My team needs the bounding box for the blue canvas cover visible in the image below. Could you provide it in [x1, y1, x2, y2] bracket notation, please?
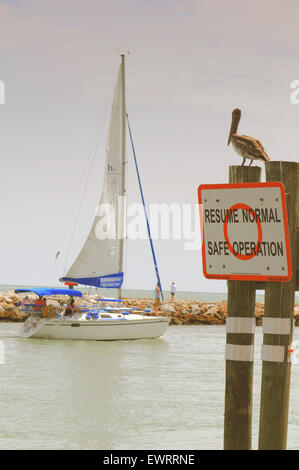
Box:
[15, 288, 83, 297]
[61, 272, 124, 289]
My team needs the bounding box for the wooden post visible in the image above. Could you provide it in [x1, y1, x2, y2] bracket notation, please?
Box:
[223, 165, 261, 450]
[258, 161, 299, 450]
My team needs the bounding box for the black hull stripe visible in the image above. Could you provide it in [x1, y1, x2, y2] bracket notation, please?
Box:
[44, 320, 169, 327]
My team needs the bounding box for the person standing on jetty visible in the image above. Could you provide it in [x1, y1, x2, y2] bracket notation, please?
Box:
[170, 281, 176, 301]
[154, 283, 161, 315]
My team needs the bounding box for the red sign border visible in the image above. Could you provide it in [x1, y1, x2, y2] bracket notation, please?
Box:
[198, 182, 292, 282]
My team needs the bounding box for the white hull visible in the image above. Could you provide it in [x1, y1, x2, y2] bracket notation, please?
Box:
[19, 315, 170, 341]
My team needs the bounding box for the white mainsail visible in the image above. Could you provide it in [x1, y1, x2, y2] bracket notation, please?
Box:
[62, 57, 126, 288]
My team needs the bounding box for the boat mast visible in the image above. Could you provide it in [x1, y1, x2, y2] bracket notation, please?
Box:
[117, 54, 126, 299]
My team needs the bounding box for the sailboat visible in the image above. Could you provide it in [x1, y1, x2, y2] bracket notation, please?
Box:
[17, 55, 170, 341]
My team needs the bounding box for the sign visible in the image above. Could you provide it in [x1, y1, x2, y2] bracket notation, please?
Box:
[198, 182, 292, 282]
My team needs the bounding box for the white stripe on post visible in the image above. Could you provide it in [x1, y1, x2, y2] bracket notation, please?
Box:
[226, 317, 255, 334]
[262, 317, 292, 335]
[225, 344, 254, 362]
[261, 345, 291, 363]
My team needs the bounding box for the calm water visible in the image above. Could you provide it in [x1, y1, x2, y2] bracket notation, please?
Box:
[1, 323, 299, 450]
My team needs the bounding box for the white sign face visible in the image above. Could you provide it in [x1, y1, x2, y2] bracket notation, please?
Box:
[198, 183, 292, 282]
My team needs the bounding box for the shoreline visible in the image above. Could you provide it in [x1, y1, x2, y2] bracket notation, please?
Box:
[0, 291, 298, 326]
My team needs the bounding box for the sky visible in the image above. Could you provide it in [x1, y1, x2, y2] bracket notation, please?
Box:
[0, 0, 299, 293]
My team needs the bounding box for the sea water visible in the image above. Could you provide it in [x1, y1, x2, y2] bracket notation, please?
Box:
[1, 321, 299, 450]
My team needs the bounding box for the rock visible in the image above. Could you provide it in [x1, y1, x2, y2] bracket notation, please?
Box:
[170, 317, 182, 325]
[161, 304, 176, 314]
[9, 295, 21, 304]
[206, 306, 217, 316]
[0, 304, 27, 322]
[190, 304, 201, 314]
[214, 312, 225, 322]
[1, 302, 11, 310]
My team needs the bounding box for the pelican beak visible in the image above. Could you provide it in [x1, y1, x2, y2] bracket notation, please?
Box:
[228, 108, 241, 146]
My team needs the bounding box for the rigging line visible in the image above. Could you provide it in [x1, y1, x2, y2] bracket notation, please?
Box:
[43, 135, 102, 283]
[62, 112, 105, 251]
[126, 113, 164, 302]
[62, 94, 112, 273]
[43, 257, 57, 286]
[56, 112, 105, 274]
[124, 229, 128, 290]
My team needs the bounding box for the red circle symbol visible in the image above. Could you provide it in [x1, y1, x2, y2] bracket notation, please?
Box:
[223, 203, 263, 260]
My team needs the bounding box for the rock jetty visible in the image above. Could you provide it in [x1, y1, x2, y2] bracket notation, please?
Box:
[0, 292, 29, 322]
[0, 291, 299, 326]
[122, 298, 267, 326]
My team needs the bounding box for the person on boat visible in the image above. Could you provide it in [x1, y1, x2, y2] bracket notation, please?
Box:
[64, 298, 77, 317]
[34, 296, 46, 312]
[170, 281, 176, 301]
[154, 283, 161, 316]
[20, 295, 29, 307]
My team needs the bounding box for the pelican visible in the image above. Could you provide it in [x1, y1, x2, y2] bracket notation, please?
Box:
[227, 108, 270, 166]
